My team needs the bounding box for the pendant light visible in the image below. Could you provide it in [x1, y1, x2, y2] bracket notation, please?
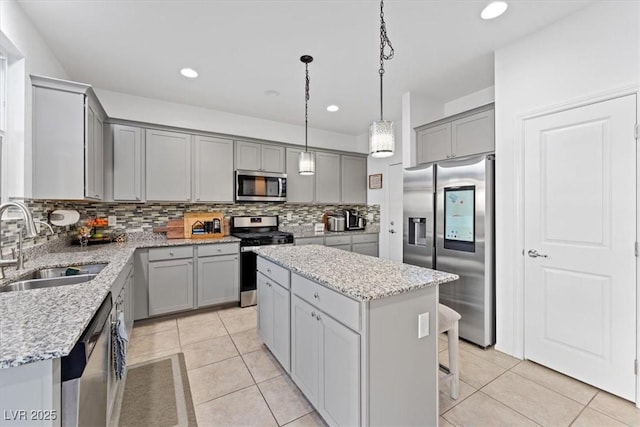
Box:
[369, 0, 395, 158]
[299, 55, 315, 175]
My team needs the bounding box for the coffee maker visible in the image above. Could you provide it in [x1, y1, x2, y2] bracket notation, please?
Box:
[344, 209, 366, 231]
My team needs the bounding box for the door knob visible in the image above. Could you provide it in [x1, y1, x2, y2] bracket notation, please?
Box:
[527, 249, 548, 258]
[389, 229, 396, 233]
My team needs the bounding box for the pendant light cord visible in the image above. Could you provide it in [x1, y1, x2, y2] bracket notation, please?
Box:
[305, 62, 310, 152]
[379, 0, 394, 121]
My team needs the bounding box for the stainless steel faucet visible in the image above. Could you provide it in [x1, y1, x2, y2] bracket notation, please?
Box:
[0, 201, 40, 278]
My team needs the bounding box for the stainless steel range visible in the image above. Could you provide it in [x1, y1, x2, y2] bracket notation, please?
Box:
[231, 215, 294, 307]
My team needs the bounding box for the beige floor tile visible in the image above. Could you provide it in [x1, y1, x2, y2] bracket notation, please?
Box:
[511, 360, 597, 404]
[458, 340, 521, 370]
[131, 317, 177, 338]
[242, 348, 286, 383]
[440, 348, 506, 389]
[126, 346, 181, 367]
[176, 309, 221, 328]
[178, 315, 228, 345]
[188, 356, 255, 405]
[439, 416, 455, 427]
[439, 379, 476, 414]
[230, 328, 264, 354]
[217, 305, 255, 320]
[259, 375, 314, 425]
[443, 392, 538, 427]
[195, 385, 277, 427]
[572, 407, 628, 427]
[182, 335, 239, 370]
[482, 371, 584, 426]
[221, 309, 258, 334]
[284, 412, 328, 427]
[127, 328, 180, 359]
[589, 391, 640, 426]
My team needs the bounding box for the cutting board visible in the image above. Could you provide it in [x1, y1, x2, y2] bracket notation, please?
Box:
[183, 212, 225, 239]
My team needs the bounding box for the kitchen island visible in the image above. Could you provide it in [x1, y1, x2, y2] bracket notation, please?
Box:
[254, 245, 458, 427]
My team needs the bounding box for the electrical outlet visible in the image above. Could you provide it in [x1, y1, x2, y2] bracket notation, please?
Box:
[367, 213, 374, 221]
[108, 215, 117, 227]
[418, 312, 430, 338]
[287, 213, 293, 221]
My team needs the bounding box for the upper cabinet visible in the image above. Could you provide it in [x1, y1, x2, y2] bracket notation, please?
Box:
[315, 152, 341, 204]
[113, 125, 143, 202]
[340, 155, 367, 204]
[416, 106, 494, 165]
[31, 75, 106, 200]
[145, 129, 191, 202]
[193, 136, 234, 203]
[236, 141, 285, 173]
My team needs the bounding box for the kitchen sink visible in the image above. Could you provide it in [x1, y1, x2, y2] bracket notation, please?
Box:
[0, 263, 107, 293]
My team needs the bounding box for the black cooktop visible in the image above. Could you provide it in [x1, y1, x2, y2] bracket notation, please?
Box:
[233, 231, 294, 246]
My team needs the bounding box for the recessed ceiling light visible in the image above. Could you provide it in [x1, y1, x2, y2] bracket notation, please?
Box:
[327, 105, 339, 112]
[481, 1, 508, 20]
[264, 89, 280, 97]
[180, 68, 198, 78]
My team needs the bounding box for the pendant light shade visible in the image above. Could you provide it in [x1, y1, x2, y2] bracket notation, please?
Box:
[369, 0, 395, 158]
[299, 55, 315, 175]
[298, 151, 316, 175]
[369, 120, 395, 158]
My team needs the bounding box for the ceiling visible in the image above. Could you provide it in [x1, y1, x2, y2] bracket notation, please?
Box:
[17, 0, 595, 136]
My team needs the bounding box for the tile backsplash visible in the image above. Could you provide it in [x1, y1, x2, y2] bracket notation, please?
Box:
[0, 200, 380, 253]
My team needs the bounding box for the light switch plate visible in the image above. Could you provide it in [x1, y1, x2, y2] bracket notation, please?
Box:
[418, 312, 430, 338]
[287, 213, 293, 221]
[108, 215, 117, 226]
[367, 213, 374, 221]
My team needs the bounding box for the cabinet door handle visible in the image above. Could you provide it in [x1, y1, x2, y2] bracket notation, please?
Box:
[452, 153, 456, 158]
[188, 261, 193, 265]
[316, 314, 322, 321]
[267, 268, 271, 273]
[311, 311, 316, 318]
[169, 251, 174, 256]
[217, 248, 222, 252]
[135, 196, 141, 201]
[446, 154, 451, 159]
[313, 292, 319, 299]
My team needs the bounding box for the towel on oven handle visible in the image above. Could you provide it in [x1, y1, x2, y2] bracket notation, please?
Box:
[112, 311, 129, 380]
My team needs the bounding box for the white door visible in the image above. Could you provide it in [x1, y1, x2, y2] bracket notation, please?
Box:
[524, 94, 637, 401]
[387, 163, 403, 262]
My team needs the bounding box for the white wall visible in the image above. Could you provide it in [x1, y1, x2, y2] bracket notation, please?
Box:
[0, 0, 69, 200]
[95, 89, 362, 153]
[494, 0, 640, 357]
[443, 86, 494, 117]
[401, 92, 443, 168]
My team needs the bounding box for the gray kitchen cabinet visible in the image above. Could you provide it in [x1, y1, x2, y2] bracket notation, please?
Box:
[146, 129, 191, 201]
[352, 242, 378, 257]
[31, 75, 106, 200]
[295, 236, 324, 246]
[416, 106, 494, 165]
[148, 247, 194, 315]
[340, 155, 367, 204]
[291, 291, 360, 427]
[315, 152, 341, 203]
[257, 258, 291, 371]
[236, 140, 285, 173]
[286, 148, 315, 203]
[113, 124, 144, 201]
[291, 295, 321, 406]
[193, 135, 234, 202]
[197, 253, 239, 307]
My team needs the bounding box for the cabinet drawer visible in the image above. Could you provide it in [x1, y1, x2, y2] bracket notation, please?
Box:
[198, 243, 239, 257]
[257, 257, 290, 289]
[351, 233, 378, 244]
[295, 237, 324, 246]
[149, 246, 193, 261]
[291, 273, 360, 331]
[324, 235, 351, 246]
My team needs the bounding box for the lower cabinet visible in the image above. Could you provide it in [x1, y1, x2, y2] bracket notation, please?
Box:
[148, 257, 194, 316]
[257, 272, 291, 371]
[352, 242, 378, 257]
[198, 254, 239, 307]
[291, 295, 360, 427]
[297, 233, 379, 257]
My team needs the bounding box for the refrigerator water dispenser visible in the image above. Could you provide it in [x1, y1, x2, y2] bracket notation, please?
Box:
[408, 217, 428, 246]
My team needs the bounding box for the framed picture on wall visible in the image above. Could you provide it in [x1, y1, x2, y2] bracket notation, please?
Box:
[369, 173, 383, 189]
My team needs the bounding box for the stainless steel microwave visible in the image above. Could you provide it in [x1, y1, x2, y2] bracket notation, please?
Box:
[235, 170, 287, 202]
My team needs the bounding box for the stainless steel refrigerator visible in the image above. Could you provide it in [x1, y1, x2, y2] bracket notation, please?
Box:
[403, 154, 495, 347]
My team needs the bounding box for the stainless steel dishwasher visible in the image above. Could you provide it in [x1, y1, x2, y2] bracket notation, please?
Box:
[61, 293, 112, 427]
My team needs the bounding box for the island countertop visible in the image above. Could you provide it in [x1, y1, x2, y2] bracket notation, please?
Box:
[254, 244, 458, 302]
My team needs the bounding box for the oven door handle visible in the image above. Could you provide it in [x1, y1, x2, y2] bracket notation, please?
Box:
[241, 243, 294, 252]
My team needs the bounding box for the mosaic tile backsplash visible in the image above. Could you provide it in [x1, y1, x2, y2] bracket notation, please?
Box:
[0, 200, 379, 254]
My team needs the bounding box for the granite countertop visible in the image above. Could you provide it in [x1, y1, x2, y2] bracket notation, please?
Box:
[254, 245, 458, 302]
[0, 235, 240, 369]
[283, 224, 380, 239]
